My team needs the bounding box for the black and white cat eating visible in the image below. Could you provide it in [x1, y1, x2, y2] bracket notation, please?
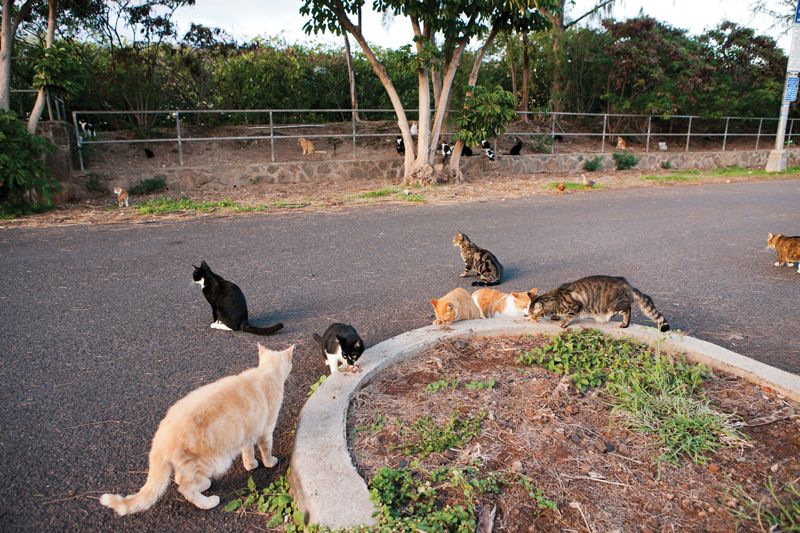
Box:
[313, 323, 364, 374]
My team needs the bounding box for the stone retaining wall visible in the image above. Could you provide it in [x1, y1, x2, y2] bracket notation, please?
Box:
[78, 148, 800, 192]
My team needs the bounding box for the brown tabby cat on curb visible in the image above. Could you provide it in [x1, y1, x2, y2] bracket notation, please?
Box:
[472, 288, 537, 318]
[100, 343, 294, 515]
[431, 287, 482, 326]
[767, 232, 800, 273]
[453, 231, 504, 286]
[528, 275, 670, 332]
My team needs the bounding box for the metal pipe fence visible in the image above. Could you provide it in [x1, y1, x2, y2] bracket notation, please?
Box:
[11, 89, 67, 122]
[70, 108, 792, 171]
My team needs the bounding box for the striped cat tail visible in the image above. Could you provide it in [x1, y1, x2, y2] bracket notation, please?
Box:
[631, 288, 670, 332]
[472, 279, 502, 287]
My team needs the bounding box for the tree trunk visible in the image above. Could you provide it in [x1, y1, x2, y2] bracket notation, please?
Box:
[331, 5, 415, 177]
[430, 33, 442, 110]
[448, 24, 501, 181]
[505, 37, 517, 110]
[410, 18, 433, 184]
[28, 0, 57, 134]
[1, 0, 36, 111]
[521, 31, 530, 122]
[549, 1, 565, 113]
[427, 40, 468, 164]
[342, 31, 359, 122]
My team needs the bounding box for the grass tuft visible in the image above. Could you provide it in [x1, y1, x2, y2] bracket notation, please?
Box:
[360, 187, 400, 198]
[135, 197, 237, 215]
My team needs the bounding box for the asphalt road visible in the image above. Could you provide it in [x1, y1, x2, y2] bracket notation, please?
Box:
[1, 180, 799, 532]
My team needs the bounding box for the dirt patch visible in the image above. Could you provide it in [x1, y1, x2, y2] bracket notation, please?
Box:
[347, 336, 800, 532]
[3, 169, 797, 229]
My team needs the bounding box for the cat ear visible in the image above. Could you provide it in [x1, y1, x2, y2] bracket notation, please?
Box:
[192, 264, 200, 269]
[257, 343, 272, 366]
[430, 299, 439, 307]
[527, 290, 538, 300]
[529, 288, 538, 295]
[768, 232, 773, 239]
[200, 260, 208, 267]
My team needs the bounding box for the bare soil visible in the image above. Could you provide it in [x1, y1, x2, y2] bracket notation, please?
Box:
[347, 336, 800, 532]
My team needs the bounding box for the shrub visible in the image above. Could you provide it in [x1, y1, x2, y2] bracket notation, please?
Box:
[0, 110, 58, 212]
[84, 174, 108, 195]
[613, 151, 639, 170]
[129, 176, 167, 195]
[661, 160, 673, 169]
[583, 156, 603, 172]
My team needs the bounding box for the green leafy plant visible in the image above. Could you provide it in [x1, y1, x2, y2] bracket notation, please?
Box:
[129, 176, 167, 195]
[307, 374, 327, 397]
[660, 160, 673, 169]
[583, 156, 603, 172]
[224, 472, 307, 531]
[464, 379, 496, 390]
[0, 111, 58, 213]
[394, 411, 484, 458]
[426, 379, 460, 393]
[518, 474, 558, 510]
[733, 477, 800, 531]
[31, 43, 83, 99]
[453, 85, 517, 149]
[613, 151, 639, 170]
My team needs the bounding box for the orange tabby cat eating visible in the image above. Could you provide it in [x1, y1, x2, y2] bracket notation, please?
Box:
[472, 288, 537, 318]
[430, 288, 482, 326]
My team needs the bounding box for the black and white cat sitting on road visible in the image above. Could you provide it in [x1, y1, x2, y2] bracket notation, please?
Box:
[313, 323, 364, 374]
[192, 261, 283, 335]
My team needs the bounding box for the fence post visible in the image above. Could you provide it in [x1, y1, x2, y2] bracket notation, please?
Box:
[175, 112, 184, 166]
[269, 111, 275, 163]
[46, 93, 53, 121]
[601, 114, 607, 153]
[550, 113, 556, 154]
[756, 118, 763, 150]
[722, 117, 730, 151]
[788, 119, 795, 147]
[73, 111, 85, 171]
[352, 109, 357, 158]
[685, 116, 693, 152]
[646, 116, 652, 153]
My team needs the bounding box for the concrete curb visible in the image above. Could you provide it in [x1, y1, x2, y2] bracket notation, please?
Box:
[289, 319, 800, 529]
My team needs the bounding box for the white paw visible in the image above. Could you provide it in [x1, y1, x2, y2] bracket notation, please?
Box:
[775, 262, 781, 267]
[201, 495, 220, 509]
[243, 458, 259, 471]
[264, 456, 278, 468]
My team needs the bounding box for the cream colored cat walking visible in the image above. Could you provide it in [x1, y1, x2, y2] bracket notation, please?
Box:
[101, 343, 294, 515]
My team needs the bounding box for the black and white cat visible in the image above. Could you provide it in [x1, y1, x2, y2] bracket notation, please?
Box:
[78, 119, 95, 138]
[312, 323, 364, 374]
[396, 137, 405, 154]
[441, 142, 452, 161]
[192, 261, 283, 336]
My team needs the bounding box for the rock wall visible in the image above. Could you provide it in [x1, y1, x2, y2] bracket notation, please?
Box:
[76, 148, 800, 192]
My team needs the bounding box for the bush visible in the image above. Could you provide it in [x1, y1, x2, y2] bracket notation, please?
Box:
[583, 156, 603, 172]
[0, 110, 58, 211]
[129, 176, 167, 195]
[613, 151, 639, 170]
[661, 160, 673, 169]
[84, 174, 108, 195]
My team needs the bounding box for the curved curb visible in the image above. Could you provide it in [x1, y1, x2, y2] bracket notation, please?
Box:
[289, 319, 800, 529]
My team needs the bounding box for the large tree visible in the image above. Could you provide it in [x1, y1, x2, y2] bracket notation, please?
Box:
[0, 0, 37, 110]
[301, 0, 552, 184]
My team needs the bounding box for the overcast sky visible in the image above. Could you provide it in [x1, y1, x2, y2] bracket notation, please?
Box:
[171, 0, 793, 51]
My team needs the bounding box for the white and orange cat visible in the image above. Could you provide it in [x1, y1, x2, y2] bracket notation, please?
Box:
[113, 187, 128, 207]
[430, 287, 482, 326]
[472, 288, 538, 318]
[100, 343, 294, 515]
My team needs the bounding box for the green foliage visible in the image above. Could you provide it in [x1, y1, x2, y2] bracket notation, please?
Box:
[426, 379, 460, 393]
[463, 379, 495, 390]
[129, 176, 167, 195]
[583, 156, 603, 172]
[307, 375, 327, 397]
[224, 472, 307, 531]
[135, 197, 237, 215]
[360, 187, 400, 198]
[273, 200, 310, 209]
[734, 477, 800, 531]
[660, 160, 673, 170]
[546, 181, 586, 191]
[454, 86, 517, 148]
[31, 42, 84, 98]
[0, 111, 58, 211]
[527, 134, 554, 154]
[394, 411, 484, 458]
[518, 474, 558, 510]
[518, 329, 746, 466]
[612, 151, 639, 170]
[84, 174, 108, 195]
[401, 193, 425, 203]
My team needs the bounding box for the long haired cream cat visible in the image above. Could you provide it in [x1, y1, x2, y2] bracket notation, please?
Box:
[430, 287, 482, 326]
[472, 288, 538, 318]
[100, 343, 294, 515]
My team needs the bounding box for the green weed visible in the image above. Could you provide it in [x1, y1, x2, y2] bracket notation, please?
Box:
[128, 176, 167, 195]
[273, 200, 310, 209]
[426, 379, 460, 393]
[402, 193, 426, 203]
[234, 204, 269, 212]
[583, 155, 603, 172]
[394, 411, 484, 458]
[360, 187, 400, 198]
[224, 472, 307, 532]
[546, 181, 585, 191]
[733, 477, 800, 531]
[135, 197, 237, 215]
[464, 379, 496, 390]
[307, 375, 326, 397]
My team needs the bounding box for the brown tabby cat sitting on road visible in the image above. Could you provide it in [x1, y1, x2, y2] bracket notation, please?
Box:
[528, 275, 670, 332]
[453, 231, 504, 286]
[431, 287, 482, 326]
[767, 232, 800, 273]
[100, 343, 294, 515]
[472, 288, 537, 318]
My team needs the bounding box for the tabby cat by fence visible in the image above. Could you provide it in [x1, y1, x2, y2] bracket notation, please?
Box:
[452, 231, 503, 286]
[767, 232, 800, 273]
[100, 344, 294, 515]
[528, 275, 670, 332]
